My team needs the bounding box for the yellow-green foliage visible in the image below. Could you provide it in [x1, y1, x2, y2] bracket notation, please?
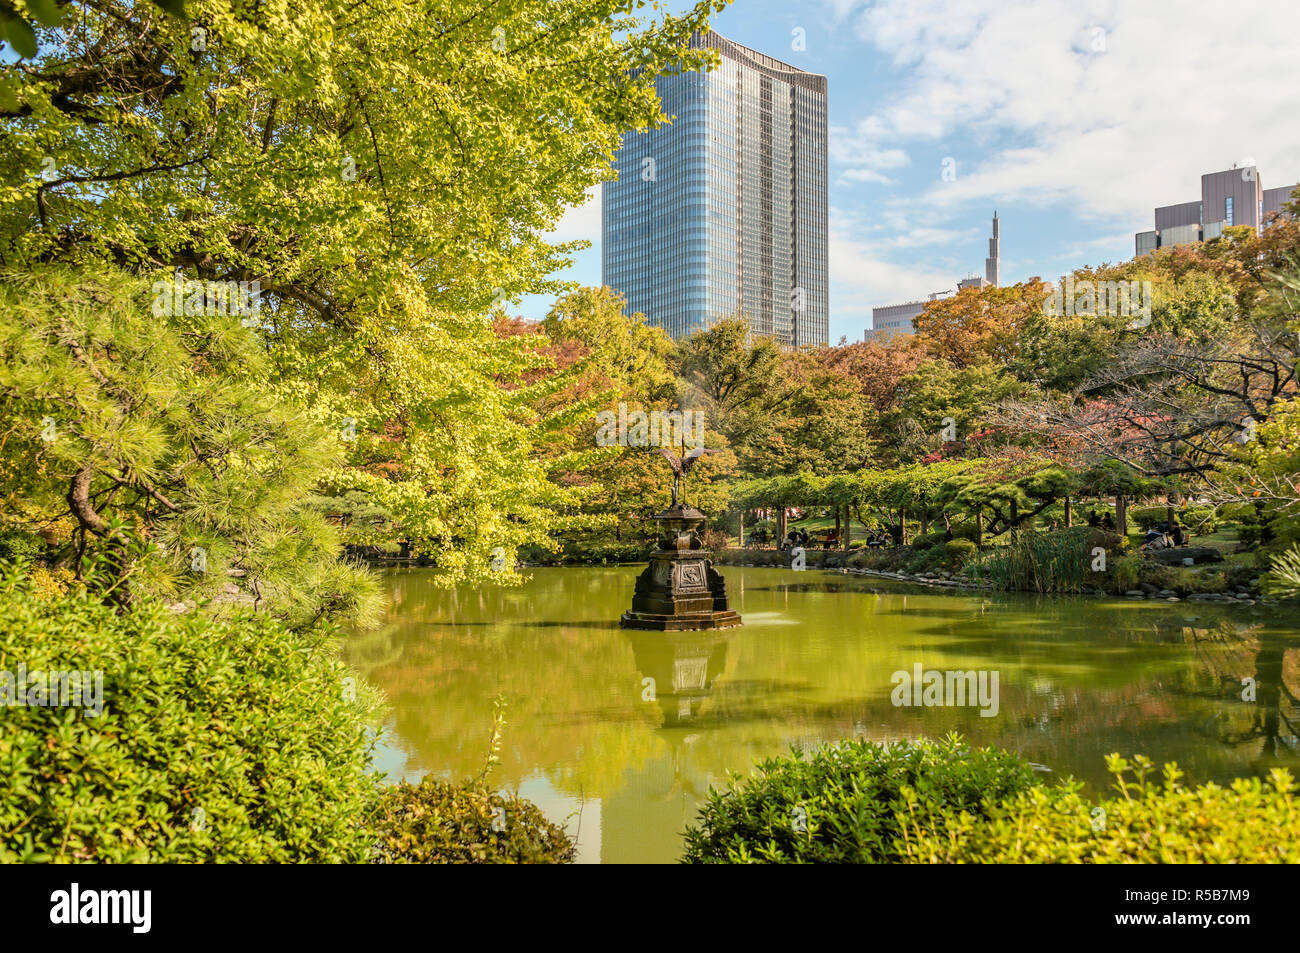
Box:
[27, 565, 73, 600]
[0, 570, 380, 863]
[681, 736, 1038, 864]
[0, 0, 725, 590]
[374, 778, 575, 864]
[900, 755, 1299, 864]
[1109, 551, 1143, 592]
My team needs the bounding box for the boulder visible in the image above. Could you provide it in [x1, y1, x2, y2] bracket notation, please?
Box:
[1149, 546, 1224, 565]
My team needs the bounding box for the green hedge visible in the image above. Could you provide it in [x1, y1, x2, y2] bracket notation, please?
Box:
[0, 528, 44, 563]
[911, 531, 945, 551]
[0, 569, 379, 862]
[1129, 505, 1219, 535]
[375, 776, 575, 863]
[524, 539, 650, 565]
[681, 740, 1300, 864]
[680, 735, 1037, 864]
[944, 538, 977, 568]
[901, 755, 1299, 863]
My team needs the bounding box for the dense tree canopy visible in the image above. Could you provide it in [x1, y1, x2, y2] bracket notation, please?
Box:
[0, 0, 727, 593]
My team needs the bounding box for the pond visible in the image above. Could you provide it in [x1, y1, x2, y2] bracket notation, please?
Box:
[344, 565, 1300, 864]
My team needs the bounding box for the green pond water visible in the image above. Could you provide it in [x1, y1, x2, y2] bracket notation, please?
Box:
[344, 565, 1300, 864]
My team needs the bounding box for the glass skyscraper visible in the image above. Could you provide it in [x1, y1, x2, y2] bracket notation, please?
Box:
[602, 30, 828, 346]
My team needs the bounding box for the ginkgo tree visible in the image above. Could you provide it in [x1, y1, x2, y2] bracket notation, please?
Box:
[0, 0, 728, 586]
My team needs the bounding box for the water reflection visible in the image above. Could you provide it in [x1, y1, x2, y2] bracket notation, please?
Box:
[345, 567, 1300, 864]
[627, 630, 732, 728]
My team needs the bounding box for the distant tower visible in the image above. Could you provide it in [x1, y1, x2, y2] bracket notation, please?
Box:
[984, 211, 1000, 287]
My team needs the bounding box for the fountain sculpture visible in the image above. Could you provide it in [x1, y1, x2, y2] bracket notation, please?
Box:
[619, 447, 742, 631]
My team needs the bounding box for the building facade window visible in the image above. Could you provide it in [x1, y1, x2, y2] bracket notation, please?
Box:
[601, 30, 828, 347]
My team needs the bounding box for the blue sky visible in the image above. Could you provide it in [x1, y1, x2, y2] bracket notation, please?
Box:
[518, 0, 1300, 342]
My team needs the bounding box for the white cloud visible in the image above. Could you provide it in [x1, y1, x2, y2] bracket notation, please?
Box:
[883, 225, 977, 249]
[829, 122, 909, 183]
[548, 185, 602, 243]
[837, 0, 1300, 220]
[838, 168, 897, 185]
[829, 210, 959, 323]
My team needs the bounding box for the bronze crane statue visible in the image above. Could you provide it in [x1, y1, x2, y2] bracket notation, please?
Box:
[657, 446, 715, 506]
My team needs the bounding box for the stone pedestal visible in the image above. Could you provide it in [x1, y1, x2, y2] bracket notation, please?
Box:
[620, 504, 741, 631]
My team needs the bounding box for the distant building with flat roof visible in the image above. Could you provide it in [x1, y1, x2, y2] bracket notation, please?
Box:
[865, 212, 998, 341]
[1135, 165, 1298, 256]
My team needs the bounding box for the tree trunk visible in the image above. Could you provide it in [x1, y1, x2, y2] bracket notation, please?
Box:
[1117, 495, 1129, 538]
[737, 511, 744, 547]
[842, 505, 850, 550]
[1063, 498, 1072, 528]
[975, 511, 984, 547]
[1009, 499, 1019, 538]
[777, 507, 787, 546]
[920, 506, 930, 537]
[67, 466, 133, 609]
[900, 507, 908, 545]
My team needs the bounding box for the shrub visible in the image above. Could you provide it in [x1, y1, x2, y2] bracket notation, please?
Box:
[1221, 563, 1258, 591]
[901, 755, 1300, 863]
[0, 528, 44, 563]
[1109, 551, 1143, 592]
[903, 546, 945, 574]
[1130, 504, 1219, 536]
[944, 538, 977, 568]
[26, 565, 75, 600]
[680, 735, 1038, 864]
[1190, 566, 1228, 593]
[1181, 505, 1220, 535]
[1129, 505, 1171, 531]
[527, 539, 650, 565]
[911, 531, 944, 551]
[1136, 561, 1176, 590]
[947, 522, 982, 543]
[374, 777, 575, 864]
[700, 527, 732, 553]
[0, 568, 379, 862]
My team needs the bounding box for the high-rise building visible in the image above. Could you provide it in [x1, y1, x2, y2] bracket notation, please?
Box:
[1134, 165, 1298, 256]
[602, 30, 828, 346]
